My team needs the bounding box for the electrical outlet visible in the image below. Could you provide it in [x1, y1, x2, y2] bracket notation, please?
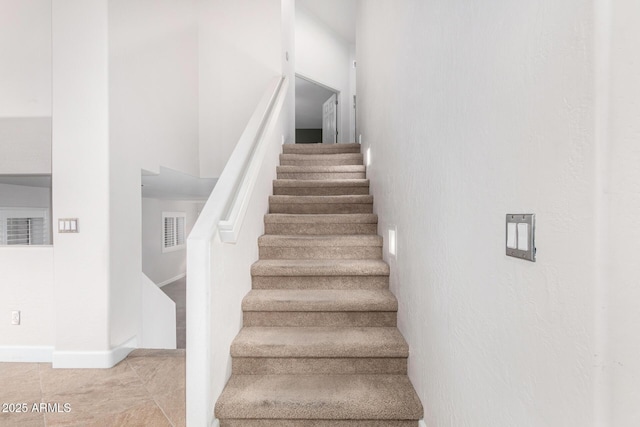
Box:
[11, 311, 20, 325]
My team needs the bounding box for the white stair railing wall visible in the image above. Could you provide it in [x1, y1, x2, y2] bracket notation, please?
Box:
[186, 76, 289, 426]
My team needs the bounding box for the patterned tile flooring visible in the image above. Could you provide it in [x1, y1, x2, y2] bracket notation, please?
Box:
[0, 349, 185, 427]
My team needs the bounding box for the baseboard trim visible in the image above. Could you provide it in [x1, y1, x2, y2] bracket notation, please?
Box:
[0, 345, 54, 362]
[419, 419, 428, 427]
[157, 273, 186, 288]
[52, 336, 137, 368]
[212, 418, 220, 427]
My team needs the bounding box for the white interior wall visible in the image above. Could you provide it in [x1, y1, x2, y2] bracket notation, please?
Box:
[0, 118, 51, 175]
[108, 0, 200, 350]
[0, 0, 53, 364]
[296, 5, 352, 142]
[606, 0, 640, 424]
[0, 0, 51, 117]
[141, 198, 202, 286]
[357, 1, 597, 426]
[0, 183, 50, 209]
[198, 0, 283, 177]
[0, 0, 51, 175]
[0, 247, 54, 360]
[281, 0, 296, 143]
[51, 0, 111, 364]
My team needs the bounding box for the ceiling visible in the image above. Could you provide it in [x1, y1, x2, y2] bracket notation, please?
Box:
[297, 0, 357, 44]
[141, 167, 217, 200]
[295, 77, 336, 129]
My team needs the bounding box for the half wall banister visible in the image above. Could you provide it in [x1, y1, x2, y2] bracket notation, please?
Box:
[186, 75, 289, 426]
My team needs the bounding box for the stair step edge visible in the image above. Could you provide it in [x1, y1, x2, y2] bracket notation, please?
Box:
[215, 374, 423, 420]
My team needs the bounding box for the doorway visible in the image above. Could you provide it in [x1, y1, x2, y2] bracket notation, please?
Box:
[295, 75, 339, 144]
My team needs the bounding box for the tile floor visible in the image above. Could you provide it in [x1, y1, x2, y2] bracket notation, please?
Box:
[0, 349, 185, 427]
[160, 277, 186, 349]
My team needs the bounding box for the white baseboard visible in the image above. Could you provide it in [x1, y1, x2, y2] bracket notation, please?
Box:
[157, 273, 186, 288]
[0, 345, 54, 363]
[211, 418, 220, 427]
[52, 336, 137, 368]
[419, 419, 428, 427]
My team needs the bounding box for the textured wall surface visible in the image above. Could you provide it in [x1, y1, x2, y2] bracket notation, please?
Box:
[198, 0, 282, 177]
[357, 1, 597, 426]
[0, 247, 54, 349]
[606, 0, 640, 424]
[0, 0, 51, 117]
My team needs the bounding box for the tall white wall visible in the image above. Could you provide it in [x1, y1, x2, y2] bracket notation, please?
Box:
[108, 0, 200, 350]
[0, 0, 51, 117]
[0, 0, 51, 174]
[0, 247, 54, 360]
[0, 0, 53, 364]
[198, 0, 283, 177]
[51, 0, 111, 362]
[605, 0, 640, 424]
[357, 1, 598, 426]
[281, 0, 296, 143]
[141, 198, 202, 286]
[296, 5, 353, 142]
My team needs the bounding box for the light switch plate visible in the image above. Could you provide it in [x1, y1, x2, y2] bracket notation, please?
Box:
[58, 218, 79, 233]
[506, 214, 536, 262]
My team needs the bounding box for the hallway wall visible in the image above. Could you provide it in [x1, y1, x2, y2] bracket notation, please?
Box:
[605, 0, 640, 423]
[198, 0, 283, 177]
[0, 0, 51, 118]
[357, 1, 598, 426]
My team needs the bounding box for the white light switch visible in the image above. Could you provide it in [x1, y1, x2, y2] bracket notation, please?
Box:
[59, 218, 79, 233]
[506, 223, 517, 249]
[517, 223, 529, 251]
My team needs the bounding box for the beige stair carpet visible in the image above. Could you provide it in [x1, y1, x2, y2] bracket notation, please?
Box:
[215, 143, 423, 426]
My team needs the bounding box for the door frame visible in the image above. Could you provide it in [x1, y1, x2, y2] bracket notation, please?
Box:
[295, 73, 340, 143]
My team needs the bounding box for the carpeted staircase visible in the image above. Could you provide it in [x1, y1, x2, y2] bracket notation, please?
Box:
[215, 143, 423, 426]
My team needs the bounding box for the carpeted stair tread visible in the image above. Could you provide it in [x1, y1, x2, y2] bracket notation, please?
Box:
[242, 289, 397, 312]
[220, 420, 418, 426]
[277, 165, 365, 173]
[273, 179, 369, 188]
[215, 374, 423, 420]
[280, 153, 363, 160]
[258, 234, 382, 247]
[231, 326, 408, 358]
[270, 195, 373, 204]
[232, 356, 408, 376]
[251, 259, 390, 277]
[280, 153, 364, 166]
[282, 143, 361, 154]
[264, 213, 378, 224]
